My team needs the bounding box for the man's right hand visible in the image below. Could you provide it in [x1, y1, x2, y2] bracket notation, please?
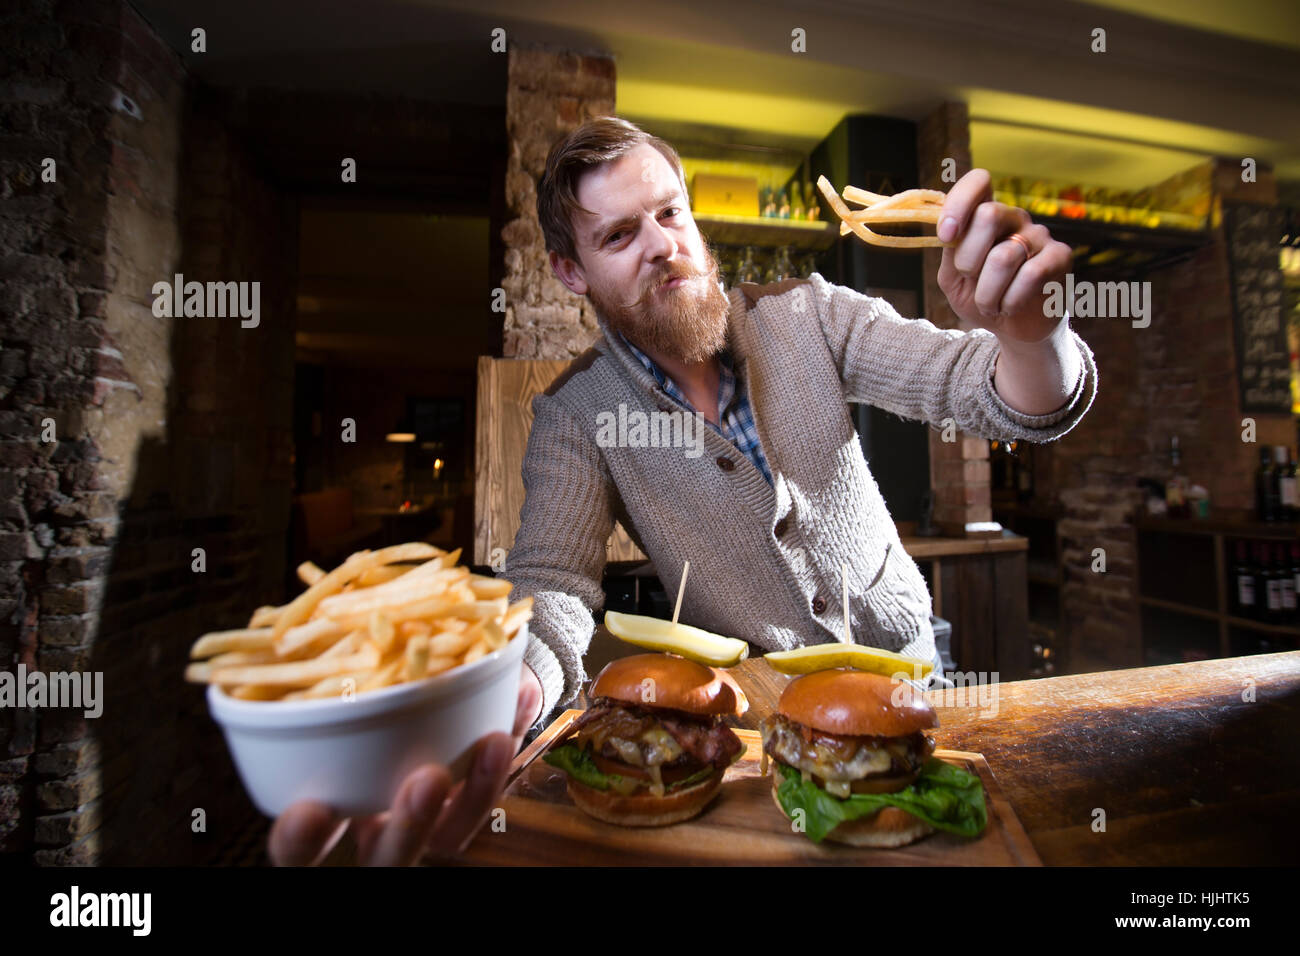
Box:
[268, 662, 543, 866]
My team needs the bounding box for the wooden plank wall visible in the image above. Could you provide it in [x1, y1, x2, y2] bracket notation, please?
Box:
[474, 356, 646, 567]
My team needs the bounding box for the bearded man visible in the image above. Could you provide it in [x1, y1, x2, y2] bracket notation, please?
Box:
[509, 116, 1097, 735]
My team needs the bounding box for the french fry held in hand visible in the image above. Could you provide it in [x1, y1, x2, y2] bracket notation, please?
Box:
[185, 543, 533, 702]
[816, 175, 949, 249]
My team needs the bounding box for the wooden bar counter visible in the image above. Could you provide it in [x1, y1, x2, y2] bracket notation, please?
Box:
[563, 649, 1300, 865]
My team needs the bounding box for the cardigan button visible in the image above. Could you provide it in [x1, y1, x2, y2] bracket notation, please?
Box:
[715, 456, 736, 472]
[774, 517, 789, 537]
[811, 596, 827, 614]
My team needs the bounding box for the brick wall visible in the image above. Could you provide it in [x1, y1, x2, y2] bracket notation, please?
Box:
[2, 0, 163, 862]
[2, 0, 294, 863]
[1047, 159, 1287, 673]
[500, 45, 615, 359]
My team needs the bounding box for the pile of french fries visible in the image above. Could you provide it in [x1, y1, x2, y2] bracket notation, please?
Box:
[185, 543, 532, 702]
[816, 175, 948, 249]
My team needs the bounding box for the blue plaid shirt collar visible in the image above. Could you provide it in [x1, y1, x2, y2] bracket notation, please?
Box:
[617, 332, 774, 485]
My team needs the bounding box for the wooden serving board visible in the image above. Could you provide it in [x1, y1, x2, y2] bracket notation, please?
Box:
[458, 709, 1042, 866]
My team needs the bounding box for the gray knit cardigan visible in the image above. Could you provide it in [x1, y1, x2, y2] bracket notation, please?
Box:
[507, 273, 1098, 732]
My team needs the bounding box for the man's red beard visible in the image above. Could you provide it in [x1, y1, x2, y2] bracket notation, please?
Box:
[586, 245, 731, 365]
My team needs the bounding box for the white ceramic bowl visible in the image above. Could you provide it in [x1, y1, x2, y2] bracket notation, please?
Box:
[208, 623, 531, 817]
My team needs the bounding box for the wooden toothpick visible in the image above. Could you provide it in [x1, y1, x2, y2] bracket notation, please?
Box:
[842, 563, 851, 644]
[672, 560, 690, 627]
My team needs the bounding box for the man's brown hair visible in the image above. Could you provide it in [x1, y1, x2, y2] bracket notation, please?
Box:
[537, 116, 687, 265]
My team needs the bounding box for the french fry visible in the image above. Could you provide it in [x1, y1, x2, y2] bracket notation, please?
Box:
[817, 175, 948, 249]
[209, 646, 381, 688]
[248, 605, 281, 628]
[343, 592, 463, 629]
[228, 684, 285, 700]
[360, 657, 404, 692]
[370, 611, 397, 656]
[283, 670, 372, 700]
[355, 562, 422, 588]
[206, 649, 280, 668]
[399, 620, 433, 639]
[404, 635, 430, 682]
[271, 543, 441, 642]
[467, 575, 513, 599]
[443, 598, 508, 622]
[426, 654, 459, 677]
[502, 596, 534, 636]
[315, 566, 467, 619]
[319, 630, 363, 659]
[184, 662, 214, 683]
[843, 184, 945, 208]
[274, 618, 346, 659]
[462, 638, 492, 665]
[480, 620, 507, 652]
[428, 629, 474, 657]
[190, 628, 273, 660]
[189, 541, 533, 702]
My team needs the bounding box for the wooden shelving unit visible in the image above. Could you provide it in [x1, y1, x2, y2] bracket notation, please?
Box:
[1135, 510, 1300, 665]
[1029, 214, 1211, 278]
[693, 213, 837, 251]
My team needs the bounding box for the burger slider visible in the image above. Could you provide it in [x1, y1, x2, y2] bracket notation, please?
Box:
[543, 653, 748, 826]
[761, 669, 987, 847]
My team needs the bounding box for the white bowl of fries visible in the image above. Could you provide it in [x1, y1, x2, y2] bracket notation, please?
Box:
[189, 543, 535, 817]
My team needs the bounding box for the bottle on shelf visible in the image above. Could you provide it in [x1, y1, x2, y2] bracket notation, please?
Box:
[737, 246, 759, 284]
[1165, 435, 1189, 518]
[1262, 542, 1284, 622]
[772, 246, 794, 281]
[1257, 447, 1277, 521]
[789, 186, 805, 221]
[1275, 446, 1297, 522]
[803, 181, 820, 221]
[1291, 543, 1300, 626]
[1284, 455, 1294, 522]
[1233, 540, 1256, 619]
[1274, 541, 1294, 624]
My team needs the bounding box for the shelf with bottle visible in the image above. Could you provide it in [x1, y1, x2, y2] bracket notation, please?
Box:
[991, 174, 1208, 232]
[1227, 537, 1300, 631]
[715, 244, 822, 289]
[1254, 444, 1299, 522]
[682, 151, 835, 250]
[693, 213, 836, 251]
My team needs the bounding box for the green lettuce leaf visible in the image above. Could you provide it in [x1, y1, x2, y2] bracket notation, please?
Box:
[774, 757, 987, 843]
[543, 742, 717, 794]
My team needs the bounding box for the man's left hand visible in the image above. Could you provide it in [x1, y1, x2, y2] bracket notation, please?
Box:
[936, 168, 1072, 345]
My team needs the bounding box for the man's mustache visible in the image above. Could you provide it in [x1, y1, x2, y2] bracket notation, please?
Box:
[628, 260, 708, 309]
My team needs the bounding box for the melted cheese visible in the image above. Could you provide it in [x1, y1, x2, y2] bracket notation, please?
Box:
[824, 778, 852, 798]
[647, 763, 665, 798]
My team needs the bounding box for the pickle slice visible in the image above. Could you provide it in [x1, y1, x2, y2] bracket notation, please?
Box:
[763, 642, 933, 679]
[603, 611, 749, 667]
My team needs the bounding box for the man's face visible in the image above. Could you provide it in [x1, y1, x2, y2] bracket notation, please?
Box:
[551, 143, 730, 364]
